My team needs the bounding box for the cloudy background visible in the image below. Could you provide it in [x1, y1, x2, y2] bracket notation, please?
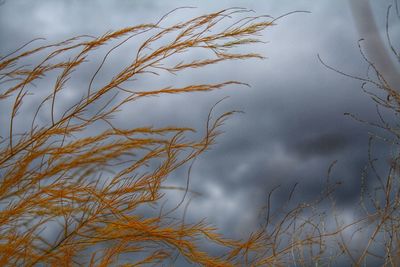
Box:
[1, 0, 399, 265]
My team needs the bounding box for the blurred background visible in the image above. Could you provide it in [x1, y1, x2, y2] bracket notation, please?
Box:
[1, 0, 399, 263]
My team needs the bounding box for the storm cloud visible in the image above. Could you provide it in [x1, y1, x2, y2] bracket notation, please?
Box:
[1, 0, 398, 265]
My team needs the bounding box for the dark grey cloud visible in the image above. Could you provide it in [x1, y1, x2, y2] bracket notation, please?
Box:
[1, 0, 397, 265]
[288, 133, 350, 158]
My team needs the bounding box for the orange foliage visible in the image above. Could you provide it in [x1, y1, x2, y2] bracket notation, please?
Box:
[0, 8, 275, 266]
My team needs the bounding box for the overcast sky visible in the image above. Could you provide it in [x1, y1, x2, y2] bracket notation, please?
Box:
[1, 0, 399, 265]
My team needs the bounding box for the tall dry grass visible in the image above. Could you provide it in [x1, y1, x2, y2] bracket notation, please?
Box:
[1, 4, 399, 267]
[0, 8, 278, 266]
[313, 3, 400, 266]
